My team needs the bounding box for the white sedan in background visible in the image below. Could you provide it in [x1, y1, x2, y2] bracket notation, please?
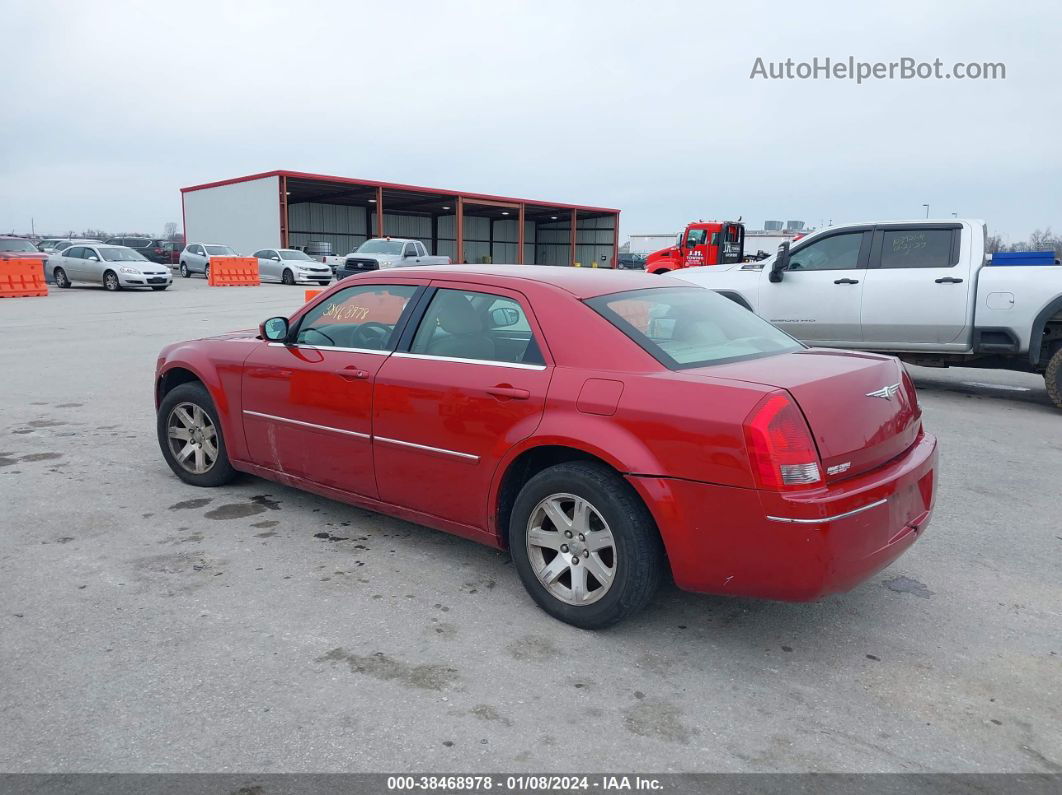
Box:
[252, 248, 332, 285]
[178, 243, 238, 278]
[49, 244, 173, 291]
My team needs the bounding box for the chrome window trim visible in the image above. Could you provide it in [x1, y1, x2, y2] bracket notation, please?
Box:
[266, 342, 390, 356]
[766, 498, 888, 524]
[393, 351, 546, 371]
[374, 436, 479, 461]
[243, 410, 370, 440]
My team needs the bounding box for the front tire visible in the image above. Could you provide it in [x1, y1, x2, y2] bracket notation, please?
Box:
[53, 267, 71, 288]
[152, 285, 169, 291]
[157, 382, 237, 487]
[179, 262, 189, 278]
[1045, 346, 1062, 409]
[103, 270, 121, 291]
[509, 461, 663, 629]
[282, 268, 295, 285]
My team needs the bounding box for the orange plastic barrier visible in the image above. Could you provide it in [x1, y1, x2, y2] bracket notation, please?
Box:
[0, 258, 48, 298]
[208, 256, 260, 287]
[304, 289, 324, 303]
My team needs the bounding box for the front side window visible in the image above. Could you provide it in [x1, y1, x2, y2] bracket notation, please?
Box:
[403, 243, 417, 257]
[880, 229, 956, 268]
[588, 286, 803, 369]
[788, 232, 863, 271]
[295, 284, 418, 350]
[410, 289, 543, 365]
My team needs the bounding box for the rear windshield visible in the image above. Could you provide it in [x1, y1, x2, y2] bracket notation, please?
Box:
[99, 247, 148, 262]
[204, 245, 236, 255]
[0, 239, 38, 252]
[587, 286, 803, 369]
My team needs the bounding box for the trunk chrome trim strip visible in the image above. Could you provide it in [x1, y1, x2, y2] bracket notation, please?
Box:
[392, 352, 546, 370]
[766, 498, 888, 524]
[373, 436, 479, 461]
[243, 410, 370, 440]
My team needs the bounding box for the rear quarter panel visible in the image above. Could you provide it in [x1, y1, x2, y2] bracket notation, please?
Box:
[976, 264, 1062, 356]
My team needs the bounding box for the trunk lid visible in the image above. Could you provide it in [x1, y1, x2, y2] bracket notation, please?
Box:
[693, 349, 921, 480]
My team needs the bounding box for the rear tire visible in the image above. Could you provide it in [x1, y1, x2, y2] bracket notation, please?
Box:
[1045, 346, 1062, 409]
[282, 268, 295, 285]
[157, 382, 237, 487]
[509, 461, 664, 629]
[179, 262, 189, 278]
[204, 263, 210, 281]
[53, 267, 70, 288]
[103, 270, 121, 291]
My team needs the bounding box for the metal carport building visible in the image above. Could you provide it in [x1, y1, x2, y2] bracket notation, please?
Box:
[180, 170, 620, 268]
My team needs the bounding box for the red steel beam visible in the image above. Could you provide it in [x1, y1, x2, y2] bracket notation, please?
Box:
[375, 186, 384, 237]
[456, 196, 464, 264]
[517, 203, 525, 264]
[611, 211, 620, 268]
[279, 175, 288, 248]
[569, 208, 577, 266]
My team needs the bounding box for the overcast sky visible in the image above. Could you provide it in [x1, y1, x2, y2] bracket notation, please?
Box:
[1, 0, 1059, 242]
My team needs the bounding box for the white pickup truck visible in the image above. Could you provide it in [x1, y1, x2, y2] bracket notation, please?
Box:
[336, 237, 450, 280]
[672, 219, 1062, 408]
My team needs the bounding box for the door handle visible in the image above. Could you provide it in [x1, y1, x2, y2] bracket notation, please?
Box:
[336, 366, 370, 381]
[935, 277, 964, 284]
[486, 385, 530, 400]
[834, 278, 859, 285]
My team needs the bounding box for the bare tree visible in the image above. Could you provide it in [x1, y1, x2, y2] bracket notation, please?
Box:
[163, 221, 178, 240]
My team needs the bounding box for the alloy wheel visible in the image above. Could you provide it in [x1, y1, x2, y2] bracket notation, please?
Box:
[526, 493, 617, 606]
[166, 402, 218, 475]
[54, 268, 69, 288]
[104, 272, 119, 291]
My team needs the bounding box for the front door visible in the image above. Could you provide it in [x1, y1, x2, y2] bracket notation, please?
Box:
[757, 228, 871, 345]
[372, 284, 552, 530]
[240, 281, 422, 496]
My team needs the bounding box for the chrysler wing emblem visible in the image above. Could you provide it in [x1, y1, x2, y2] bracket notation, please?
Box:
[866, 383, 902, 400]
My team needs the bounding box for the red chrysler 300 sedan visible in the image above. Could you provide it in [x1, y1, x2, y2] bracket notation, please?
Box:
[154, 266, 937, 628]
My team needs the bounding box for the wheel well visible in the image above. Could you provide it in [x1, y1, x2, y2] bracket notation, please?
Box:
[157, 367, 202, 403]
[494, 445, 615, 547]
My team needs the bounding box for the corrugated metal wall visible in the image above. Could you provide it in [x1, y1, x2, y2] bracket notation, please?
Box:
[288, 203, 368, 255]
[285, 197, 615, 265]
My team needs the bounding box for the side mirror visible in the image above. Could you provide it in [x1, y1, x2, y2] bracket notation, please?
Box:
[88, 256, 99, 262]
[260, 316, 289, 342]
[490, 307, 521, 327]
[769, 242, 790, 283]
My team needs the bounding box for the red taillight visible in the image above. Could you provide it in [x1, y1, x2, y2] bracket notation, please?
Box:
[900, 367, 920, 411]
[743, 391, 822, 491]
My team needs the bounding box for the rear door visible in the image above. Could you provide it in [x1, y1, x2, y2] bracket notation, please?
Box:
[756, 228, 871, 344]
[371, 283, 552, 531]
[859, 225, 971, 347]
[63, 246, 87, 280]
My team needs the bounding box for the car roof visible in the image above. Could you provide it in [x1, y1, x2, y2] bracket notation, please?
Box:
[377, 264, 685, 299]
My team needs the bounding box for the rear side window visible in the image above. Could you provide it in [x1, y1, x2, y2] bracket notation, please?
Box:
[880, 229, 957, 268]
[588, 286, 803, 369]
[410, 289, 543, 365]
[128, 238, 151, 247]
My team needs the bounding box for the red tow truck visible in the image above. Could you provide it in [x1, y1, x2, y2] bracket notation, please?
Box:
[645, 220, 745, 274]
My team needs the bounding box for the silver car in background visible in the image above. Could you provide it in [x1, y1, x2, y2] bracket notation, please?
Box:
[252, 248, 332, 285]
[49, 244, 173, 291]
[178, 243, 237, 278]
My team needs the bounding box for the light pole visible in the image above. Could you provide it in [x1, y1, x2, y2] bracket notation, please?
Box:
[922, 204, 930, 218]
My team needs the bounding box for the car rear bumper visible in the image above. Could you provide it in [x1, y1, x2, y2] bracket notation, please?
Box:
[628, 432, 938, 601]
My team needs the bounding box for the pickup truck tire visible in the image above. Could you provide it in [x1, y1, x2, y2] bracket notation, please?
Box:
[1045, 347, 1062, 409]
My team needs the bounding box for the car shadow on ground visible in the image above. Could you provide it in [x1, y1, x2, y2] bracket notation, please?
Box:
[908, 370, 1056, 411]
